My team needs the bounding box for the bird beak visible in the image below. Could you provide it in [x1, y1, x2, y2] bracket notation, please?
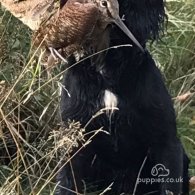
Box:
[114, 17, 144, 52]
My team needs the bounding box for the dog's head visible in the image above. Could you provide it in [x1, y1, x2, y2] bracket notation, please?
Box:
[113, 0, 166, 44]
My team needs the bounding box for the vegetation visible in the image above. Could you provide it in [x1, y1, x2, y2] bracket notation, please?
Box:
[0, 0, 194, 194]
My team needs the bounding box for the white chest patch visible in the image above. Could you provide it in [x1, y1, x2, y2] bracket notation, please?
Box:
[103, 90, 118, 115]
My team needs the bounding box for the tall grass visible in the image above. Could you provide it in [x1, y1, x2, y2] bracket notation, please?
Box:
[0, 0, 195, 194]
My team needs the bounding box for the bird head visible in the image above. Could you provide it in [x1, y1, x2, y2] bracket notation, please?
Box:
[95, 0, 144, 52]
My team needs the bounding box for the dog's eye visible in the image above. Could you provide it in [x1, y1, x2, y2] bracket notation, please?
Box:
[100, 0, 107, 7]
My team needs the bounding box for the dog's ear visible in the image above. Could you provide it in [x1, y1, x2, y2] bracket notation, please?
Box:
[118, 0, 166, 43]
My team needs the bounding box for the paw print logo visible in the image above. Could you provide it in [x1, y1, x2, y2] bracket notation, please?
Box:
[151, 164, 170, 177]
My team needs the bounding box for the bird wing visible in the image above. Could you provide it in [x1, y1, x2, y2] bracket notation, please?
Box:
[33, 2, 100, 49]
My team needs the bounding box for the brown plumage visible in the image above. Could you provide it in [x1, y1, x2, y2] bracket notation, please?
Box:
[33, 0, 107, 61]
[32, 0, 144, 69]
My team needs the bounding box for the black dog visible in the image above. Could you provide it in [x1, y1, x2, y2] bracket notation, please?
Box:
[57, 0, 189, 194]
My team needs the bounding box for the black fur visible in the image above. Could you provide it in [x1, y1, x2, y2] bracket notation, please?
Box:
[57, 0, 189, 194]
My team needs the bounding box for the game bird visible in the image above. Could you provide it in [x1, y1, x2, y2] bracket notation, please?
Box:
[32, 0, 144, 69]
